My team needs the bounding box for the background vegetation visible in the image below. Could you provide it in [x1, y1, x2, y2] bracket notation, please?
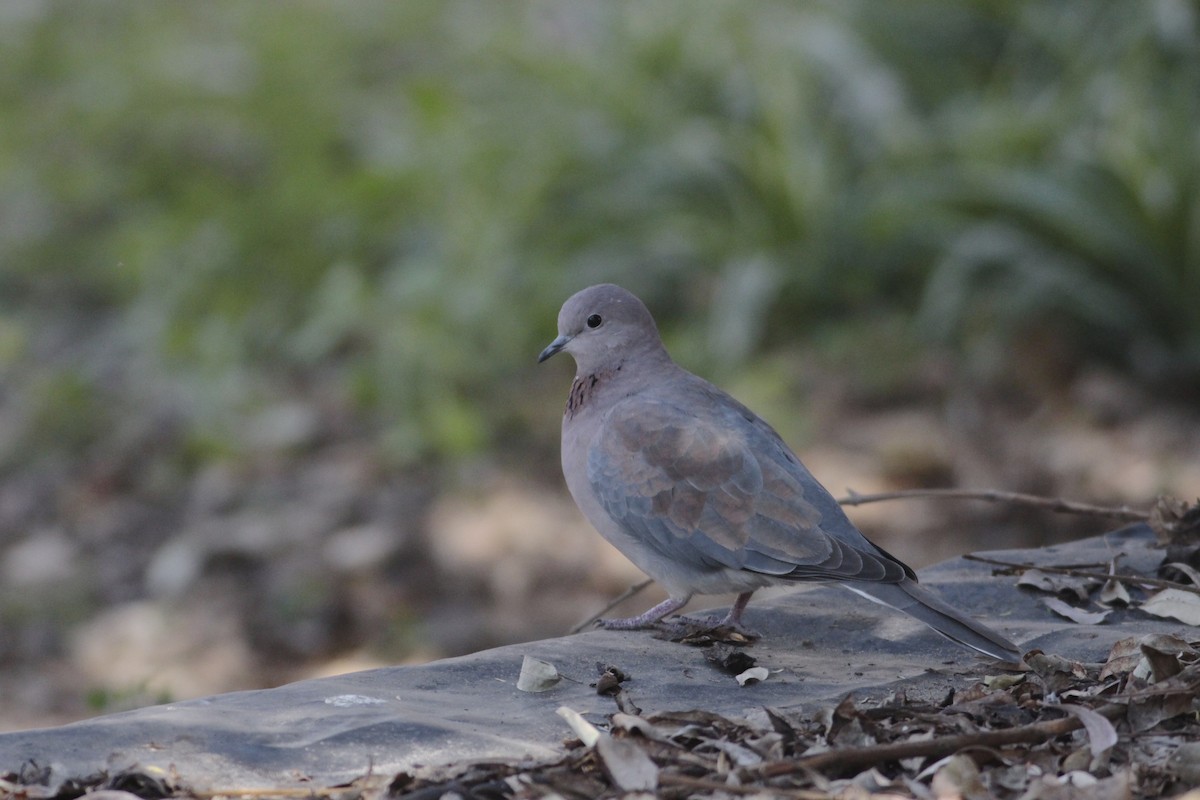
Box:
[4, 0, 1198, 470]
[1, 0, 1198, 724]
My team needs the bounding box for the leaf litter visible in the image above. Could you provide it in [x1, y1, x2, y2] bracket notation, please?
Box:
[973, 497, 1200, 630]
[376, 634, 1200, 799]
[7, 636, 1200, 799]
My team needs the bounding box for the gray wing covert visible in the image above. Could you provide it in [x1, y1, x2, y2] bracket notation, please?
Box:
[586, 394, 908, 583]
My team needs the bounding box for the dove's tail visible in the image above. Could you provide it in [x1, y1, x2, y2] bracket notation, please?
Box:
[841, 579, 1022, 662]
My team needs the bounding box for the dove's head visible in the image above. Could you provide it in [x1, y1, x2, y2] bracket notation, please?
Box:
[538, 284, 669, 374]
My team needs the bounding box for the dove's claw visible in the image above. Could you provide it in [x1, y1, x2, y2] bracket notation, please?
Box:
[594, 596, 690, 630]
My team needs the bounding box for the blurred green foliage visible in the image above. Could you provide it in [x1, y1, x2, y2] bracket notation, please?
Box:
[1, 0, 1197, 468]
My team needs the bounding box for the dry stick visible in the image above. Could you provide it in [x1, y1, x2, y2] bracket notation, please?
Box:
[962, 554, 1200, 598]
[569, 578, 655, 634]
[657, 773, 831, 798]
[837, 487, 1150, 522]
[192, 789, 362, 798]
[756, 704, 1124, 779]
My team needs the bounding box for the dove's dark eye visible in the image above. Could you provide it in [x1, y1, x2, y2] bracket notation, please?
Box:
[586, 314, 602, 329]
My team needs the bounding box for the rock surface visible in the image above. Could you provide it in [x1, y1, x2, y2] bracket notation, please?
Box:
[0, 524, 1177, 790]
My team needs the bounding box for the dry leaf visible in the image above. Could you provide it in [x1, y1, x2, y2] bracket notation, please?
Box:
[595, 734, 658, 792]
[1100, 636, 1145, 680]
[1060, 745, 1092, 773]
[1056, 770, 1098, 788]
[1138, 638, 1189, 682]
[1021, 771, 1132, 800]
[1160, 561, 1200, 587]
[1139, 633, 1199, 659]
[668, 621, 755, 645]
[556, 706, 600, 746]
[1026, 651, 1089, 694]
[1057, 703, 1118, 756]
[1167, 742, 1200, 785]
[1018, 569, 1099, 602]
[736, 666, 769, 686]
[1150, 495, 1200, 545]
[610, 713, 662, 740]
[983, 673, 1026, 690]
[1099, 634, 1196, 683]
[703, 643, 757, 675]
[1139, 588, 1200, 626]
[1099, 577, 1131, 606]
[1042, 597, 1110, 625]
[707, 737, 764, 767]
[517, 655, 561, 692]
[1128, 691, 1197, 733]
[930, 753, 988, 800]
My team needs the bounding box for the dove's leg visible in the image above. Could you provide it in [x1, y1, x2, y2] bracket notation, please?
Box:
[597, 596, 690, 630]
[618, 591, 758, 639]
[665, 591, 760, 637]
[686, 591, 757, 632]
[720, 591, 754, 628]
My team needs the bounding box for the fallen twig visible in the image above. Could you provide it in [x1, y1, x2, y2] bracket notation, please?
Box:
[756, 703, 1124, 778]
[962, 554, 1200, 598]
[569, 578, 655, 634]
[192, 787, 371, 798]
[658, 773, 830, 798]
[837, 488, 1149, 523]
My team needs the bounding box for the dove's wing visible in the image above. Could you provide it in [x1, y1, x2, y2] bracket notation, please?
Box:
[586, 389, 912, 584]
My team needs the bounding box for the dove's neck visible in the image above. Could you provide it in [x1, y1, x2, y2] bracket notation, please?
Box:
[566, 349, 674, 420]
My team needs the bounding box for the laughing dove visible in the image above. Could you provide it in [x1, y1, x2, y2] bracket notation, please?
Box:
[539, 284, 1020, 661]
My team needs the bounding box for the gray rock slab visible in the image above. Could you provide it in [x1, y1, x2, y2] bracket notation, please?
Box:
[0, 523, 1179, 790]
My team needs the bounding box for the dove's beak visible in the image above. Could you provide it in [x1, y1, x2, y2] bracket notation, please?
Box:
[538, 334, 571, 363]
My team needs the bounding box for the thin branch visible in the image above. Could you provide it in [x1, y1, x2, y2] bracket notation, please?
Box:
[193, 787, 370, 798]
[658, 773, 830, 798]
[962, 554, 1200, 598]
[756, 704, 1124, 779]
[569, 578, 655, 634]
[837, 488, 1149, 523]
